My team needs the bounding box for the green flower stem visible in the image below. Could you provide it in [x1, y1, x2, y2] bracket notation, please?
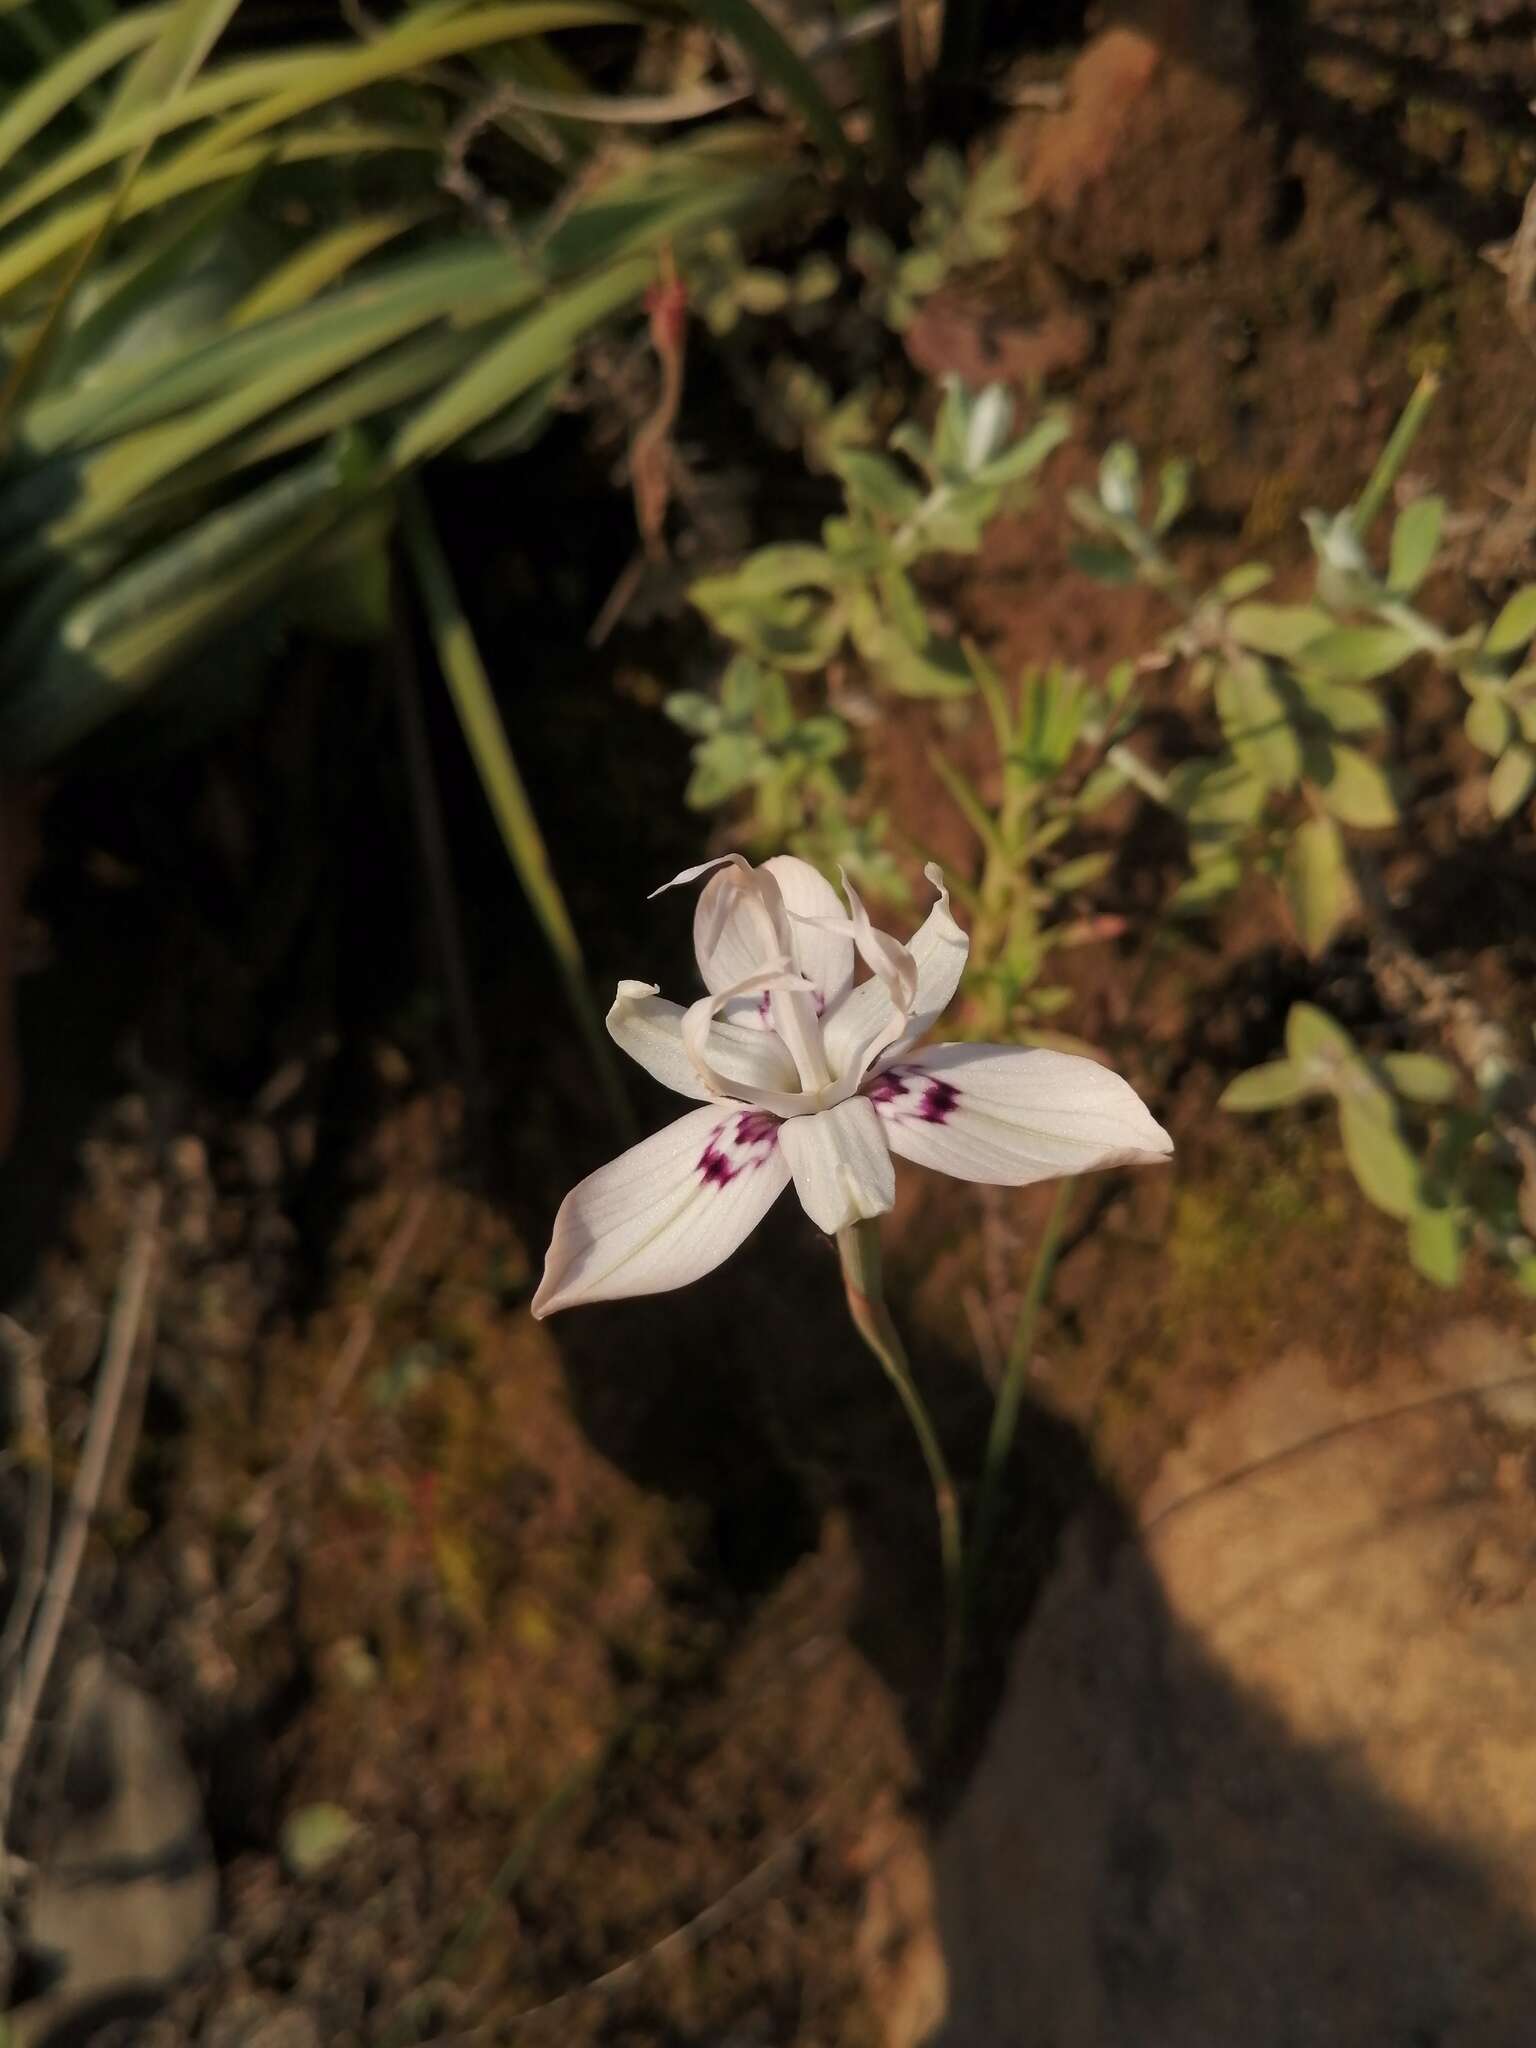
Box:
[836, 1217, 962, 1736]
[968, 1178, 1071, 1602]
[1350, 370, 1439, 539]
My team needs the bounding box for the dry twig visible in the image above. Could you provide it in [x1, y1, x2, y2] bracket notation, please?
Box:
[230, 1188, 431, 1602]
[0, 1318, 51, 1681]
[0, 1190, 162, 1864]
[509, 1817, 818, 2029]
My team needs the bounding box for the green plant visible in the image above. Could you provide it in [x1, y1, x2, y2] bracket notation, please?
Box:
[1222, 1003, 1536, 1294]
[850, 141, 1023, 331]
[930, 651, 1144, 1039]
[0, 0, 884, 1122]
[689, 377, 1068, 699]
[666, 654, 848, 827]
[1063, 385, 1536, 1292]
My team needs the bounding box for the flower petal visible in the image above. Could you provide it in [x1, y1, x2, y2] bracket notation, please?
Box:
[838, 867, 917, 1013]
[764, 855, 854, 1009]
[686, 855, 856, 1018]
[778, 1097, 895, 1235]
[822, 864, 969, 1083]
[690, 859, 791, 997]
[868, 1043, 1172, 1186]
[608, 982, 799, 1103]
[532, 1104, 788, 1316]
[682, 966, 820, 1113]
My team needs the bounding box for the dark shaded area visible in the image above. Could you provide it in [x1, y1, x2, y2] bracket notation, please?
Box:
[934, 1499, 1536, 2047]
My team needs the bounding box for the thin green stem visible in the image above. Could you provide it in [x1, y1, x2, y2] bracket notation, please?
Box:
[399, 479, 636, 1140]
[836, 1218, 963, 1741]
[380, 1730, 620, 2046]
[1350, 371, 1439, 540]
[968, 1179, 1071, 1600]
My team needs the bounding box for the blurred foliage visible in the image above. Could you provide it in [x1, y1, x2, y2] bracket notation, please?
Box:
[0, 0, 893, 769]
[681, 361, 1536, 1293]
[850, 142, 1022, 330]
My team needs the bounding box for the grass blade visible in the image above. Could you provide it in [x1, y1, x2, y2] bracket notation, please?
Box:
[0, 122, 441, 317]
[680, 0, 856, 169]
[229, 206, 436, 328]
[0, 0, 244, 431]
[0, 438, 373, 763]
[168, 4, 638, 175]
[389, 253, 654, 469]
[17, 241, 531, 458]
[0, 6, 170, 170]
[399, 478, 635, 1138]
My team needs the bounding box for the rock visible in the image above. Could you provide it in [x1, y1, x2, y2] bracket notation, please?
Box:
[9, 1655, 216, 2046]
[934, 1323, 1536, 2047]
[851, 1796, 948, 2048]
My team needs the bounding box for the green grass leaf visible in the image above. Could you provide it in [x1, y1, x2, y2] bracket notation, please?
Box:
[678, 0, 855, 170]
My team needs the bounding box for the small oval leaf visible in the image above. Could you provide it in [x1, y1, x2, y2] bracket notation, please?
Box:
[1465, 691, 1512, 757]
[1227, 601, 1332, 657]
[1219, 1059, 1316, 1111]
[1387, 495, 1444, 595]
[1216, 654, 1303, 789]
[1283, 813, 1354, 956]
[1315, 742, 1398, 829]
[1381, 1052, 1458, 1104]
[1299, 625, 1419, 684]
[1485, 584, 1536, 657]
[1286, 1001, 1357, 1068]
[1339, 1097, 1420, 1219]
[1407, 1203, 1463, 1287]
[1488, 742, 1536, 820]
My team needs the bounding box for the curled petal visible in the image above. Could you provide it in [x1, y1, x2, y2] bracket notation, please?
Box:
[839, 867, 918, 1014]
[681, 965, 819, 1114]
[607, 982, 799, 1103]
[692, 860, 792, 999]
[532, 1104, 788, 1317]
[869, 1043, 1172, 1186]
[765, 855, 855, 1010]
[779, 1097, 896, 1235]
[822, 864, 969, 1085]
[648, 853, 750, 900]
[904, 865, 970, 1044]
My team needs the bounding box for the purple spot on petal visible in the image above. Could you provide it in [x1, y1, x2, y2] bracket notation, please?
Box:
[866, 1067, 961, 1126]
[697, 1109, 781, 1188]
[699, 1147, 735, 1187]
[920, 1079, 960, 1125]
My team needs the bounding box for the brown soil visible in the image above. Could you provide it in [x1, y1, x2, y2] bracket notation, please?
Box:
[5, 2, 1536, 2043]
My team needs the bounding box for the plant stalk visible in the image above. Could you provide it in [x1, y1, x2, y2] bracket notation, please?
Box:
[1350, 371, 1439, 539]
[836, 1217, 962, 1738]
[400, 478, 635, 1140]
[969, 1178, 1070, 1600]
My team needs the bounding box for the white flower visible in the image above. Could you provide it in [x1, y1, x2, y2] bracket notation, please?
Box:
[532, 854, 1172, 1317]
